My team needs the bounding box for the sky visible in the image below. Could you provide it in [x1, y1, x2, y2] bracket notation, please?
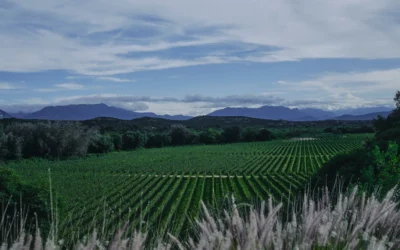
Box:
[1, 0, 400, 116]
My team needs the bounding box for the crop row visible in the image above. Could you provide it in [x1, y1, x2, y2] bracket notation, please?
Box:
[55, 173, 309, 242]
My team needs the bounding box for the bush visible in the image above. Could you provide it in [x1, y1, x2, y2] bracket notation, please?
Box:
[312, 148, 371, 190]
[0, 167, 59, 242]
[359, 141, 400, 195]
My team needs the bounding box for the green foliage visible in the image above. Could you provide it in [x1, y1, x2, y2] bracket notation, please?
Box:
[0, 122, 93, 160]
[0, 167, 58, 238]
[257, 128, 274, 141]
[169, 124, 190, 146]
[108, 132, 123, 151]
[221, 126, 242, 143]
[122, 130, 148, 150]
[199, 128, 222, 144]
[146, 133, 171, 148]
[4, 135, 366, 245]
[312, 149, 370, 189]
[88, 133, 115, 154]
[360, 142, 400, 195]
[395, 90, 400, 108]
[242, 127, 259, 142]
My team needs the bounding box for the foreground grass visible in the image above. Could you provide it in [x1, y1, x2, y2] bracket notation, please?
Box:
[2, 185, 400, 250]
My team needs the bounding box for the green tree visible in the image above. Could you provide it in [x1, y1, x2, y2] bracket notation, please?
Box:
[109, 132, 123, 151]
[122, 131, 148, 150]
[257, 128, 274, 141]
[169, 124, 190, 146]
[145, 133, 171, 148]
[394, 90, 400, 108]
[222, 126, 242, 143]
[360, 141, 400, 195]
[199, 128, 222, 144]
[88, 134, 115, 154]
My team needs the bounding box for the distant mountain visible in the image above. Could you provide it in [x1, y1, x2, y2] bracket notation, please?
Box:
[334, 106, 394, 116]
[22, 104, 191, 121]
[300, 108, 336, 120]
[7, 112, 29, 119]
[0, 109, 12, 119]
[334, 111, 391, 121]
[207, 106, 318, 121]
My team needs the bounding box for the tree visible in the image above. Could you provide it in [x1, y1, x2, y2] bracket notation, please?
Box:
[122, 131, 148, 150]
[360, 141, 400, 196]
[242, 128, 259, 142]
[88, 134, 115, 154]
[257, 128, 274, 141]
[109, 132, 123, 151]
[199, 128, 222, 144]
[222, 126, 242, 143]
[145, 133, 171, 148]
[169, 124, 190, 146]
[394, 90, 400, 108]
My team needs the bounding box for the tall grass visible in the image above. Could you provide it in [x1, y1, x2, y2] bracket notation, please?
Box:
[2, 185, 400, 249]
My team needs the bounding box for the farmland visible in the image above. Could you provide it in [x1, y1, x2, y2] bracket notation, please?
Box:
[6, 134, 370, 244]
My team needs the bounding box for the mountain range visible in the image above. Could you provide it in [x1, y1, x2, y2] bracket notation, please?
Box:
[207, 106, 392, 121]
[0, 109, 12, 119]
[6, 104, 191, 121]
[0, 104, 394, 121]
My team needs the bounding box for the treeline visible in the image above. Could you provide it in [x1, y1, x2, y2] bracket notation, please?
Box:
[0, 123, 275, 161]
[323, 125, 374, 134]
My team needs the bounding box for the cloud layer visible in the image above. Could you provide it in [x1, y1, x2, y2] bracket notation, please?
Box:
[1, 0, 400, 75]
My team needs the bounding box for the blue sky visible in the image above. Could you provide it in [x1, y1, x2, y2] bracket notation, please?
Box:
[1, 0, 400, 115]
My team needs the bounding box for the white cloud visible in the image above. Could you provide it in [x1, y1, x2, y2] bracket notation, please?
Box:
[96, 76, 134, 83]
[1, 0, 399, 75]
[36, 82, 85, 92]
[0, 82, 20, 90]
[54, 83, 85, 90]
[275, 68, 400, 108]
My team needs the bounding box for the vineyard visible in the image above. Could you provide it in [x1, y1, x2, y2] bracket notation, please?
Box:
[7, 134, 369, 244]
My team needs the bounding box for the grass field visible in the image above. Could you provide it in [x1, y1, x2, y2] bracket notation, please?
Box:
[6, 134, 370, 244]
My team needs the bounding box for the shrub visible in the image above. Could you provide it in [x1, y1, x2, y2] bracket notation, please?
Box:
[0, 167, 58, 243]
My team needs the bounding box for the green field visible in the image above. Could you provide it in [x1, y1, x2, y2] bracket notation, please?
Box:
[6, 134, 370, 243]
